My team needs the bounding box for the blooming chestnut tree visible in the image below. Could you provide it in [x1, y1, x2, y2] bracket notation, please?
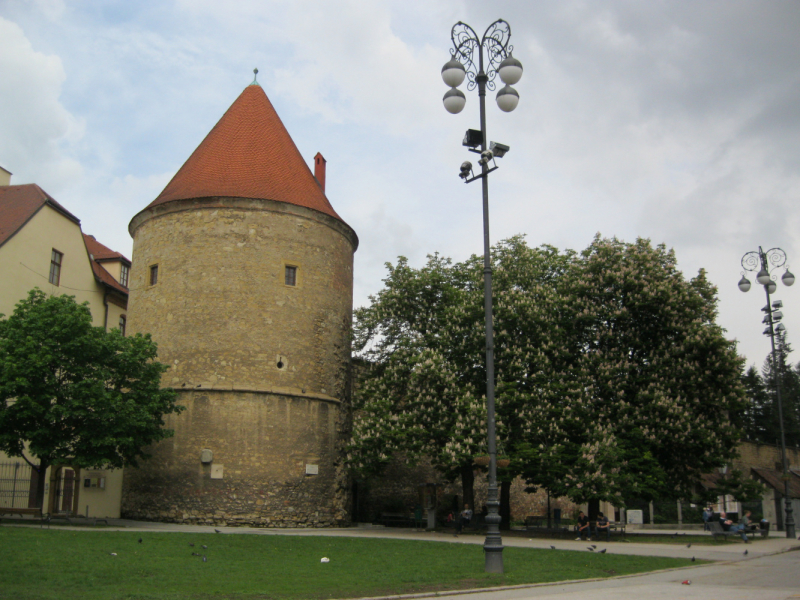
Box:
[349, 235, 749, 511]
[539, 236, 747, 504]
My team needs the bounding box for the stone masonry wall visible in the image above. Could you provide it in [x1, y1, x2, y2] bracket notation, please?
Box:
[123, 198, 356, 526]
[122, 390, 348, 527]
[732, 440, 800, 472]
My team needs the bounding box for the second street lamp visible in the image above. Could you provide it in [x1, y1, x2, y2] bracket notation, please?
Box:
[441, 18, 522, 574]
[738, 246, 795, 539]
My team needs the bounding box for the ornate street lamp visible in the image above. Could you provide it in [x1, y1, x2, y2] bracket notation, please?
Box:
[739, 246, 795, 539]
[441, 19, 522, 574]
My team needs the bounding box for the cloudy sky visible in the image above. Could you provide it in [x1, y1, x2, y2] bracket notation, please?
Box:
[1, 0, 798, 369]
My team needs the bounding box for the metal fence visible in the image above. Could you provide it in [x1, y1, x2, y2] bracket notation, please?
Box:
[0, 462, 36, 509]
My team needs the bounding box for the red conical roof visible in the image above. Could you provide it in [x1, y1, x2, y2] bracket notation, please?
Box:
[147, 84, 342, 221]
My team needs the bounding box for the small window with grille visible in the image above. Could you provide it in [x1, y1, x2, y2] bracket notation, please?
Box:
[285, 265, 297, 287]
[149, 264, 159, 286]
[119, 315, 126, 336]
[49, 249, 63, 286]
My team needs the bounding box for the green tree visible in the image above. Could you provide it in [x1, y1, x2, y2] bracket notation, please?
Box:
[528, 236, 747, 506]
[348, 253, 486, 509]
[0, 289, 183, 509]
[762, 337, 800, 447]
[348, 238, 575, 511]
[350, 235, 750, 516]
[740, 365, 771, 442]
[741, 338, 800, 447]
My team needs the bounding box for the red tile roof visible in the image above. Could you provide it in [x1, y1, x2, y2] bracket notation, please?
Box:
[84, 234, 130, 264]
[83, 234, 129, 294]
[146, 84, 344, 222]
[752, 467, 800, 498]
[0, 184, 80, 248]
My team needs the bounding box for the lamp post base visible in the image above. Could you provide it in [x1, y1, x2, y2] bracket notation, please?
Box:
[483, 495, 504, 573]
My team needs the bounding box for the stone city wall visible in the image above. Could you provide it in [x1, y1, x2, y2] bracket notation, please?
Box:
[122, 390, 350, 527]
[733, 440, 800, 472]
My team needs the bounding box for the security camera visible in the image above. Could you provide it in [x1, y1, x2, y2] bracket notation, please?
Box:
[489, 142, 510, 158]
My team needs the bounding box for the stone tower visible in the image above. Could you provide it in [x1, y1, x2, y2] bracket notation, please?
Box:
[121, 80, 358, 527]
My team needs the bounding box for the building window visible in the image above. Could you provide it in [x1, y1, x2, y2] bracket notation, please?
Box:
[149, 265, 158, 286]
[285, 265, 297, 286]
[119, 315, 126, 336]
[120, 264, 130, 287]
[49, 250, 63, 286]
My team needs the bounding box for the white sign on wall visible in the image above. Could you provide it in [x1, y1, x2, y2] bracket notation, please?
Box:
[627, 509, 643, 524]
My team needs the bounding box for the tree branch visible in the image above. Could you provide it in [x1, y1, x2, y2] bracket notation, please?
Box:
[20, 451, 40, 471]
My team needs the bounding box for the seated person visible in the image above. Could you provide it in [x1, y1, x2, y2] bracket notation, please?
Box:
[740, 510, 757, 532]
[575, 511, 591, 541]
[719, 511, 748, 542]
[595, 512, 610, 541]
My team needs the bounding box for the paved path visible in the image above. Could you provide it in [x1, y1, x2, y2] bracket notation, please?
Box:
[455, 550, 800, 600]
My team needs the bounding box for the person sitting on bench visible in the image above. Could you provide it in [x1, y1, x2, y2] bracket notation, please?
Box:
[575, 511, 591, 541]
[740, 510, 757, 533]
[595, 511, 610, 541]
[720, 511, 748, 542]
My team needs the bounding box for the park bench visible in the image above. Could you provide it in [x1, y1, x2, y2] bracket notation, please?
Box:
[375, 512, 415, 528]
[572, 521, 625, 540]
[0, 507, 42, 518]
[709, 521, 738, 540]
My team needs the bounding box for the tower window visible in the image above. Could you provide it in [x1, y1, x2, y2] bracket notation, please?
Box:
[119, 315, 126, 336]
[49, 249, 63, 286]
[120, 264, 130, 287]
[285, 265, 297, 287]
[149, 265, 159, 286]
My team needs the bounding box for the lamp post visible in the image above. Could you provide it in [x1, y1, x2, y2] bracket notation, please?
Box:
[441, 19, 522, 574]
[738, 247, 795, 538]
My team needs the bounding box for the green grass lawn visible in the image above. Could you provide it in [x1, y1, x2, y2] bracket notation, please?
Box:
[0, 527, 697, 600]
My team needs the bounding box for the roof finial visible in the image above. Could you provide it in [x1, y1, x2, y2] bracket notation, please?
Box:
[250, 68, 259, 86]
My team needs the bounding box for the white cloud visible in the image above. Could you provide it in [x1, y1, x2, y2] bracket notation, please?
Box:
[0, 17, 84, 190]
[0, 1, 798, 367]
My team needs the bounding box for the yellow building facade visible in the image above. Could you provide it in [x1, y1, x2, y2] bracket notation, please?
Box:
[0, 175, 131, 519]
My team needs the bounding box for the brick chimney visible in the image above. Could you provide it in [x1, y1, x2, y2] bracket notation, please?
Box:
[314, 152, 326, 193]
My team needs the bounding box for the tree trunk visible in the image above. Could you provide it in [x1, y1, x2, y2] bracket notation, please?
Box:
[460, 463, 474, 512]
[500, 480, 511, 530]
[588, 498, 600, 521]
[34, 461, 48, 511]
